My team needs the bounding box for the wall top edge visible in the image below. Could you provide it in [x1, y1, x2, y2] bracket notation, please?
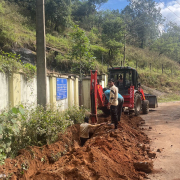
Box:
[47, 72, 79, 78]
[0, 71, 79, 79]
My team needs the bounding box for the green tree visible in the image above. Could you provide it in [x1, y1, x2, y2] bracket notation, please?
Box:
[45, 0, 72, 32]
[71, 25, 95, 77]
[8, 0, 72, 32]
[151, 22, 180, 63]
[101, 11, 124, 65]
[122, 0, 163, 48]
[71, 0, 108, 30]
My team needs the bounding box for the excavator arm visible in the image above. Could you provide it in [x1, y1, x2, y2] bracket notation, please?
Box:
[90, 70, 105, 123]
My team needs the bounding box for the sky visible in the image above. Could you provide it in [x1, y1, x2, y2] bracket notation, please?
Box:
[100, 0, 180, 25]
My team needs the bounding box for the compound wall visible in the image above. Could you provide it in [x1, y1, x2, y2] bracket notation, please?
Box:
[0, 72, 79, 111]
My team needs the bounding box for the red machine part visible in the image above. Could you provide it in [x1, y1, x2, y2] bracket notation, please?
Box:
[90, 70, 146, 121]
[90, 70, 98, 123]
[123, 86, 134, 109]
[90, 70, 105, 123]
[97, 84, 105, 107]
[138, 86, 146, 100]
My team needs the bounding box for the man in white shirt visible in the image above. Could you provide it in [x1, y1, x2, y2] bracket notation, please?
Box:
[80, 116, 102, 146]
[107, 79, 119, 129]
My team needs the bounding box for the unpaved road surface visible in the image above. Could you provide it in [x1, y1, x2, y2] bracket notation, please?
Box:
[141, 101, 180, 180]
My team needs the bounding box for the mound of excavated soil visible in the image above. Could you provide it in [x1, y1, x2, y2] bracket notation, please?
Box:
[0, 114, 153, 180]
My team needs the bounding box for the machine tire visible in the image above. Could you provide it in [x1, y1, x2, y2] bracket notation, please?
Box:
[134, 93, 142, 116]
[142, 100, 149, 114]
[101, 107, 110, 116]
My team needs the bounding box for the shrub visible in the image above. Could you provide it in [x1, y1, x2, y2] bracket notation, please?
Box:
[0, 105, 25, 164]
[23, 63, 36, 80]
[10, 106, 73, 157]
[0, 51, 36, 79]
[0, 105, 88, 164]
[64, 106, 87, 124]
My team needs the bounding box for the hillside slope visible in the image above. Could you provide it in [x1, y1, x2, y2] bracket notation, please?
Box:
[0, 0, 180, 101]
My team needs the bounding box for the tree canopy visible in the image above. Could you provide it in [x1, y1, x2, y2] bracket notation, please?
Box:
[5, 0, 179, 72]
[122, 0, 164, 48]
[151, 22, 180, 63]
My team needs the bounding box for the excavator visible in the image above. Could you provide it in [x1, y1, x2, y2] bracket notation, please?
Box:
[90, 67, 158, 123]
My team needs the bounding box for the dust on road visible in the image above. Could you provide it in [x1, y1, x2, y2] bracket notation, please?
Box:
[141, 101, 180, 180]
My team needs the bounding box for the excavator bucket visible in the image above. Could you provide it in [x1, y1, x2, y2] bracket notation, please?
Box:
[145, 94, 158, 108]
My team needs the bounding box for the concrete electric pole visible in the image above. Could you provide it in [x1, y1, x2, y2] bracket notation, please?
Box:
[36, 0, 47, 107]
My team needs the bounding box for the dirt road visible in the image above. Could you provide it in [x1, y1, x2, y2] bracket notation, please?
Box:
[141, 101, 180, 180]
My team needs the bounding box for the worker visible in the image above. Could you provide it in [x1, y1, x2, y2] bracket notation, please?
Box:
[104, 89, 124, 122]
[117, 96, 124, 122]
[80, 116, 102, 146]
[118, 74, 123, 83]
[116, 75, 123, 88]
[107, 79, 119, 129]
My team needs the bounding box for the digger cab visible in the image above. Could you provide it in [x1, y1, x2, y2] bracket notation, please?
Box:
[108, 67, 158, 109]
[108, 67, 138, 95]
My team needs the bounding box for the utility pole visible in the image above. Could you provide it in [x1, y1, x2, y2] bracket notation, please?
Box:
[36, 0, 47, 107]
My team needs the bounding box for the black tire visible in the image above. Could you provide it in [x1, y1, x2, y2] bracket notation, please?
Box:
[142, 100, 149, 114]
[134, 93, 142, 116]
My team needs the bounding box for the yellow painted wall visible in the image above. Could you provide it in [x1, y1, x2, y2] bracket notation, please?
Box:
[9, 73, 21, 107]
[81, 74, 108, 109]
[68, 77, 75, 107]
[49, 76, 57, 109]
[74, 77, 79, 107]
[5, 73, 79, 111]
[82, 79, 91, 109]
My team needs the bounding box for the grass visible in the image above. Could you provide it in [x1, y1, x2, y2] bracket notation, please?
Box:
[0, 105, 87, 164]
[0, 0, 36, 49]
[46, 33, 71, 53]
[138, 69, 180, 92]
[0, 0, 180, 102]
[119, 46, 180, 99]
[0, 51, 36, 79]
[158, 93, 180, 103]
[0, 0, 72, 53]
[125, 46, 180, 72]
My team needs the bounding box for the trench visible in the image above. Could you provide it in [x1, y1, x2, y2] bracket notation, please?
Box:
[0, 114, 153, 180]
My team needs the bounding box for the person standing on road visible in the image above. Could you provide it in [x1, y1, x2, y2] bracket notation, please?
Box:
[104, 90, 124, 122]
[80, 116, 102, 146]
[107, 79, 119, 129]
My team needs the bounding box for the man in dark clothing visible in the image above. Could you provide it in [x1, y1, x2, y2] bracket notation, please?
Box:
[117, 98, 124, 121]
[104, 90, 124, 122]
[107, 79, 119, 129]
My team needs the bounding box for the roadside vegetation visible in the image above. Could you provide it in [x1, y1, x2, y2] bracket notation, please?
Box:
[0, 0, 179, 102]
[0, 0, 179, 93]
[0, 105, 86, 164]
[0, 51, 36, 79]
[0, 0, 180, 166]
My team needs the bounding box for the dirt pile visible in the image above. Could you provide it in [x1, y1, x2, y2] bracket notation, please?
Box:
[0, 114, 153, 180]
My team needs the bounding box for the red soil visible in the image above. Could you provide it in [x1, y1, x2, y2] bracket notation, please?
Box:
[0, 114, 152, 180]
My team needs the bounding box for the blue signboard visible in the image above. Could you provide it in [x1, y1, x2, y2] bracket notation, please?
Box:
[56, 78, 67, 100]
